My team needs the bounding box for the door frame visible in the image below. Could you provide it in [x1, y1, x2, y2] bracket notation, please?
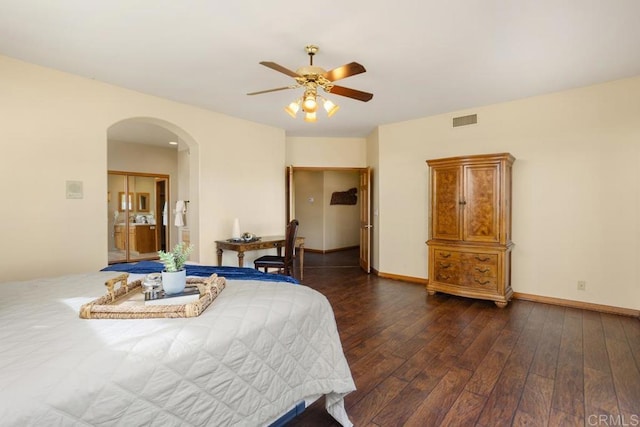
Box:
[286, 166, 372, 273]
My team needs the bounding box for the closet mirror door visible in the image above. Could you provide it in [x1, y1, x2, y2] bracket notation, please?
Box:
[108, 172, 169, 264]
[108, 173, 128, 263]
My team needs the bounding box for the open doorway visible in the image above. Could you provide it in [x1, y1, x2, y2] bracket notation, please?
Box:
[287, 166, 371, 273]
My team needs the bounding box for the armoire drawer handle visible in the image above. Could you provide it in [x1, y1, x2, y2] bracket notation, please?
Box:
[439, 263, 451, 269]
[474, 278, 491, 285]
[439, 253, 451, 258]
[475, 256, 490, 262]
[437, 274, 451, 280]
[474, 267, 490, 273]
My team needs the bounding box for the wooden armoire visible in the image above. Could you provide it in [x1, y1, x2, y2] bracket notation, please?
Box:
[426, 153, 514, 307]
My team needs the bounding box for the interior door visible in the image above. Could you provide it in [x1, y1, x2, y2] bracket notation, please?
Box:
[359, 168, 371, 273]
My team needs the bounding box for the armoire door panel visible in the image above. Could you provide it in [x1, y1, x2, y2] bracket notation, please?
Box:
[431, 166, 462, 241]
[464, 164, 500, 243]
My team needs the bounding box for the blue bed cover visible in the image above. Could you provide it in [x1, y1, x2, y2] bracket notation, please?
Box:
[102, 261, 299, 284]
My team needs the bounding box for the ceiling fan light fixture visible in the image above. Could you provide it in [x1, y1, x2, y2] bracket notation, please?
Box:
[302, 91, 318, 113]
[322, 98, 340, 117]
[304, 111, 317, 123]
[249, 45, 373, 123]
[284, 100, 300, 118]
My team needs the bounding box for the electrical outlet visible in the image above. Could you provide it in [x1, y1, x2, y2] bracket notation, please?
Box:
[577, 280, 586, 291]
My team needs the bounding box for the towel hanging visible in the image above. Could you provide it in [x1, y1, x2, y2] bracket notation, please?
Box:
[174, 200, 185, 227]
[162, 202, 168, 226]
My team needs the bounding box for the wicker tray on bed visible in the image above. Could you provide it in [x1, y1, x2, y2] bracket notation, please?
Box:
[79, 273, 226, 319]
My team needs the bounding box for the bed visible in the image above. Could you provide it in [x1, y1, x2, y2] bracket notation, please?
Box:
[0, 264, 355, 426]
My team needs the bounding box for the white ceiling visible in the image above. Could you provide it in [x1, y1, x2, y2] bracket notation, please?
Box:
[2, 0, 640, 143]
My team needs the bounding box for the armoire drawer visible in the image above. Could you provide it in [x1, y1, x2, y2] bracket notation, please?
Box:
[434, 250, 461, 261]
[463, 275, 498, 291]
[463, 252, 498, 267]
[433, 267, 461, 285]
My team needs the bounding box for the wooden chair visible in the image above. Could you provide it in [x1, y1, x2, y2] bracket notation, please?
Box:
[254, 220, 299, 277]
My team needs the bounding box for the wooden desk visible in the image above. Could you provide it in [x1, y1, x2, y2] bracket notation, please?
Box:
[215, 235, 305, 280]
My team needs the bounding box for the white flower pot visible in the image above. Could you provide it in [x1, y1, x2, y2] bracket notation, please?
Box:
[162, 269, 186, 294]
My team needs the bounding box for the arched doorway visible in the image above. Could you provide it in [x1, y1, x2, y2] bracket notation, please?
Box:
[107, 117, 200, 263]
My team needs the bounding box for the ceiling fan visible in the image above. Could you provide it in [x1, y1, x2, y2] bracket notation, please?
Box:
[247, 45, 373, 122]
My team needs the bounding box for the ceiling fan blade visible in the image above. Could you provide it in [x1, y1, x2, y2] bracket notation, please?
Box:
[259, 61, 301, 78]
[247, 86, 298, 96]
[323, 62, 366, 82]
[327, 85, 374, 102]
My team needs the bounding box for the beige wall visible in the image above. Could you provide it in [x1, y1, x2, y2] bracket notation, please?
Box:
[0, 55, 285, 281]
[376, 76, 640, 310]
[323, 171, 360, 250]
[293, 171, 324, 249]
[108, 140, 178, 177]
[286, 137, 366, 167]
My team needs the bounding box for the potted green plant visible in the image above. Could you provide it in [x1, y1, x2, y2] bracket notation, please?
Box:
[158, 242, 194, 294]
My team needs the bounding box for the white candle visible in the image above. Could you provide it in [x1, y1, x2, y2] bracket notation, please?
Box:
[231, 218, 241, 238]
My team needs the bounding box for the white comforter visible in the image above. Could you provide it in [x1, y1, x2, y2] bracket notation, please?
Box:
[0, 272, 355, 426]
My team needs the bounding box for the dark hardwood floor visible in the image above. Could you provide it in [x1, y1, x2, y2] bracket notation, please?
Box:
[287, 249, 640, 426]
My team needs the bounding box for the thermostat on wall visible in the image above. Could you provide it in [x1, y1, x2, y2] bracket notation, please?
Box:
[66, 180, 83, 199]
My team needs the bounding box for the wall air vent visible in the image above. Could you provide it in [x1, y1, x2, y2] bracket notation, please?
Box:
[452, 114, 477, 127]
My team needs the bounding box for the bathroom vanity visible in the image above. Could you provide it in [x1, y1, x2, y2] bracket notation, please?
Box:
[114, 224, 157, 253]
